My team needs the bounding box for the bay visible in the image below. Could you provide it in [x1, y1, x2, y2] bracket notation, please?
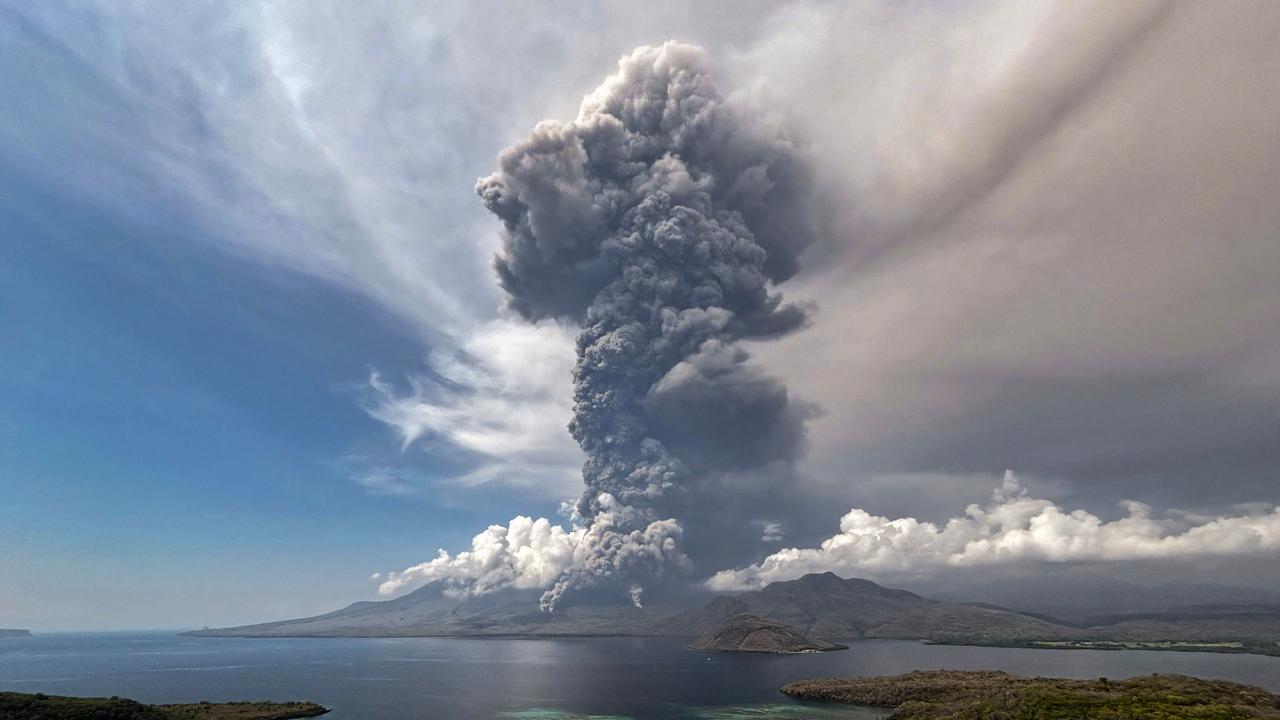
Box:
[2, 633, 1277, 719]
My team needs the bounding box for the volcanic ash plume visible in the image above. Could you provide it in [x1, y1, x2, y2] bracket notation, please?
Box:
[477, 42, 819, 610]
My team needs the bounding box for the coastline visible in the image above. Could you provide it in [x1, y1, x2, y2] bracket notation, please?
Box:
[0, 692, 328, 720]
[181, 630, 1280, 659]
[781, 670, 1280, 718]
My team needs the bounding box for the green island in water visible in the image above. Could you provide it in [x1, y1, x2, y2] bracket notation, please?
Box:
[782, 670, 1280, 719]
[0, 692, 328, 720]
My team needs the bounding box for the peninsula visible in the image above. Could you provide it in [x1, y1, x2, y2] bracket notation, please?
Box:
[782, 670, 1280, 718]
[689, 613, 847, 653]
[0, 629, 31, 637]
[0, 692, 328, 720]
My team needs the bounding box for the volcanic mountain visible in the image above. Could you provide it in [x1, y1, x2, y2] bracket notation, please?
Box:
[186, 572, 1073, 643]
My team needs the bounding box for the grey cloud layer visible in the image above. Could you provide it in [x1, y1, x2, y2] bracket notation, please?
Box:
[736, 0, 1280, 514]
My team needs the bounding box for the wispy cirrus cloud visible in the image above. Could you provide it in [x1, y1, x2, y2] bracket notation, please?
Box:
[350, 467, 429, 497]
[362, 320, 583, 498]
[759, 521, 785, 543]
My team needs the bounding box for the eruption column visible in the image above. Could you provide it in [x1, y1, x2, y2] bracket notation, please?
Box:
[476, 42, 819, 609]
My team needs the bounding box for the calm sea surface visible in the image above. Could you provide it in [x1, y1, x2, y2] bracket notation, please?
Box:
[2, 633, 1278, 719]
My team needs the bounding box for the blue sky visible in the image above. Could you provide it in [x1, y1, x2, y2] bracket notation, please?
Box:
[0, 0, 754, 629]
[4, 2, 1279, 628]
[0, 147, 566, 629]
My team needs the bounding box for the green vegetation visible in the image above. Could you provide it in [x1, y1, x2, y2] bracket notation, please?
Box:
[1023, 640, 1280, 655]
[0, 692, 328, 720]
[782, 670, 1280, 719]
[927, 638, 1280, 657]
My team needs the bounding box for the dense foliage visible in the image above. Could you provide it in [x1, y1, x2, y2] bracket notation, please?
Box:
[782, 670, 1280, 719]
[0, 692, 327, 720]
[0, 692, 169, 720]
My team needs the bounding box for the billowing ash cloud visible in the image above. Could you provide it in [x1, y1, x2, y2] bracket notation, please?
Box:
[709, 471, 1280, 591]
[474, 41, 819, 609]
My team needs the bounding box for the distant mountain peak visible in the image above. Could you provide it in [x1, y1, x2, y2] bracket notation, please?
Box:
[797, 571, 844, 584]
[187, 573, 1061, 644]
[770, 573, 925, 602]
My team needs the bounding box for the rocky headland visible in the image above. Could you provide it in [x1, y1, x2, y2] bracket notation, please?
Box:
[688, 613, 847, 653]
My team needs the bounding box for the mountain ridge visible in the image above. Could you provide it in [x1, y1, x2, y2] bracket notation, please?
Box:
[185, 572, 1073, 643]
[184, 572, 1280, 656]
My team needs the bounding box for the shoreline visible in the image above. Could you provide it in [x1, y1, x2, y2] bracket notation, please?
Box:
[781, 670, 1280, 718]
[924, 637, 1280, 658]
[180, 631, 1280, 658]
[0, 692, 328, 720]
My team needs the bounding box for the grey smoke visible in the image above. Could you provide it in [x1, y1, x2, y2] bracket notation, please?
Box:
[476, 41, 819, 609]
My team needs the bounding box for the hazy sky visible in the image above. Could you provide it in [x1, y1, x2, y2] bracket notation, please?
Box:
[2, 1, 1278, 629]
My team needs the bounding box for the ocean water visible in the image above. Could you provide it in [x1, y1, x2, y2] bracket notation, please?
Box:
[2, 633, 1278, 719]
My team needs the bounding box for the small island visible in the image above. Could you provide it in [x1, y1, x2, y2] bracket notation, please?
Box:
[782, 670, 1280, 718]
[689, 613, 847, 653]
[0, 629, 32, 637]
[0, 691, 328, 720]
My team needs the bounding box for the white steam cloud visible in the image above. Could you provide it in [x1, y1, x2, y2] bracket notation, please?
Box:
[376, 495, 689, 601]
[380, 471, 1280, 599]
[708, 471, 1280, 591]
[377, 515, 580, 597]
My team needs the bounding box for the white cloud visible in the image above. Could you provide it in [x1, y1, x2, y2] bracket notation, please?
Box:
[363, 319, 584, 498]
[9, 3, 779, 343]
[351, 467, 425, 497]
[709, 471, 1280, 591]
[376, 498, 688, 602]
[377, 515, 582, 597]
[759, 521, 784, 543]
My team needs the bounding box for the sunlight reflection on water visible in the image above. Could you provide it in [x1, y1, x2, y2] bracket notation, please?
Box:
[498, 704, 889, 719]
[2, 634, 1276, 719]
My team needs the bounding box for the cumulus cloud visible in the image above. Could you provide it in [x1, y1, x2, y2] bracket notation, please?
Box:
[376, 495, 689, 601]
[362, 319, 583, 497]
[377, 515, 581, 596]
[709, 471, 1280, 591]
